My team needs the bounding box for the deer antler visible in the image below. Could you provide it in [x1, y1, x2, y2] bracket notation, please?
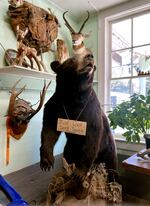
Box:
[8, 79, 26, 116]
[6, 79, 51, 165]
[78, 11, 90, 33]
[63, 11, 75, 34]
[27, 80, 51, 121]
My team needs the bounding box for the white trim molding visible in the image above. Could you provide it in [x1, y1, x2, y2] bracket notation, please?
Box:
[98, 0, 150, 106]
[98, 0, 150, 154]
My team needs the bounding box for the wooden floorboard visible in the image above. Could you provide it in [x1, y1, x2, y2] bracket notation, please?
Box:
[1, 154, 150, 206]
[1, 155, 63, 205]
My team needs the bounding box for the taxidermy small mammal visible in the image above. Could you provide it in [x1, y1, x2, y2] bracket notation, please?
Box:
[55, 39, 69, 64]
[13, 25, 46, 72]
[40, 52, 117, 199]
[8, 0, 24, 8]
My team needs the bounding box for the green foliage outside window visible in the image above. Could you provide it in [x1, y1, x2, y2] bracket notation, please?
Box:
[108, 90, 150, 143]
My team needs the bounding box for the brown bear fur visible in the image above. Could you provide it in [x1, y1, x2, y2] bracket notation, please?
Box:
[40, 54, 117, 183]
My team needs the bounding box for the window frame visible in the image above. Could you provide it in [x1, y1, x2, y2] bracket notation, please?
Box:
[111, 11, 150, 98]
[98, 0, 150, 154]
[98, 0, 150, 105]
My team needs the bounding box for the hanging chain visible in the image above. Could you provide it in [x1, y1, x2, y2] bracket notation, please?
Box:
[63, 90, 93, 121]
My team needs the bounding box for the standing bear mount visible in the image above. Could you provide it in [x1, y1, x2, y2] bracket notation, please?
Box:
[40, 55, 117, 199]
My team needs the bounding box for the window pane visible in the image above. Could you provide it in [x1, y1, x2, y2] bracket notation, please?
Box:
[133, 13, 150, 46]
[112, 19, 131, 51]
[110, 79, 130, 107]
[132, 77, 150, 95]
[133, 45, 150, 76]
[112, 49, 131, 77]
[112, 66, 132, 78]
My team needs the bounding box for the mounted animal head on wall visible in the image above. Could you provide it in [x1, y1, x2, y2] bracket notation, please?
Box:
[6, 79, 51, 140]
[5, 79, 51, 165]
[63, 11, 91, 55]
[8, 0, 60, 54]
[63, 11, 93, 71]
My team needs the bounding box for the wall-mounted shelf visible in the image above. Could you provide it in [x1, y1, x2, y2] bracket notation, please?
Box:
[0, 65, 56, 80]
[0, 65, 56, 91]
[0, 65, 99, 91]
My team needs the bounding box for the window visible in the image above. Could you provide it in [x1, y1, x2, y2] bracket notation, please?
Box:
[98, 1, 150, 142]
[111, 13, 150, 108]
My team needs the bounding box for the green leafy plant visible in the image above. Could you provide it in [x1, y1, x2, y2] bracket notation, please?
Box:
[108, 90, 150, 143]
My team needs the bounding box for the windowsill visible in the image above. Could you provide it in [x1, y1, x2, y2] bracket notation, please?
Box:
[115, 138, 145, 156]
[114, 132, 145, 156]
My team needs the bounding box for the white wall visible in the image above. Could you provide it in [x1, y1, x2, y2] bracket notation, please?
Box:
[0, 0, 99, 175]
[0, 0, 75, 175]
[0, 88, 67, 175]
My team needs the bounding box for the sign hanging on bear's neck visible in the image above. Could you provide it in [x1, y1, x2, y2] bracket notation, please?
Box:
[57, 118, 87, 136]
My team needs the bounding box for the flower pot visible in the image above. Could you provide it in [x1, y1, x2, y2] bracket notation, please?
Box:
[144, 134, 150, 157]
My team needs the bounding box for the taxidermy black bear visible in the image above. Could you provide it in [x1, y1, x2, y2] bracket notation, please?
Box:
[40, 51, 117, 195]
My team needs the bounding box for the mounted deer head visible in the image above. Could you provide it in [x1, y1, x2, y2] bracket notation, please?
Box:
[63, 11, 90, 55]
[63, 11, 94, 71]
[6, 79, 51, 140]
[5, 79, 51, 165]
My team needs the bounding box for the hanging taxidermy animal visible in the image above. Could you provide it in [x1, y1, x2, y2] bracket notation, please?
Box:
[0, 42, 30, 67]
[6, 79, 51, 165]
[63, 11, 92, 69]
[13, 26, 47, 72]
[55, 39, 69, 64]
[8, 0, 60, 54]
[5, 49, 31, 68]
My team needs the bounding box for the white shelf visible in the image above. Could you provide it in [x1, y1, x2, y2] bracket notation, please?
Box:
[0, 65, 56, 80]
[0, 65, 56, 91]
[0, 65, 99, 91]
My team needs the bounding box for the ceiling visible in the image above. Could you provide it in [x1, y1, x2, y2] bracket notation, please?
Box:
[49, 0, 130, 20]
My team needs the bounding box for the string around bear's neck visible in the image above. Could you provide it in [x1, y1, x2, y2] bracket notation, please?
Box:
[63, 90, 93, 121]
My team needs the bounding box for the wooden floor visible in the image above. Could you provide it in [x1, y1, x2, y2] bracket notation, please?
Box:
[1, 154, 150, 206]
[1, 155, 63, 205]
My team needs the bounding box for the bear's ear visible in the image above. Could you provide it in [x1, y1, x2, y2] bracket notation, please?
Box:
[50, 61, 60, 73]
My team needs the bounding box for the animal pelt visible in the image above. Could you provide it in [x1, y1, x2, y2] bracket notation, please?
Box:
[40, 53, 117, 199]
[8, 1, 59, 54]
[55, 39, 69, 64]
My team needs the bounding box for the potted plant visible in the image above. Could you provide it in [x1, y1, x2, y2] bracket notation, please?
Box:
[108, 90, 150, 145]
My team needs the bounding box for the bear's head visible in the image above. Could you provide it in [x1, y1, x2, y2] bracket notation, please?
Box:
[51, 52, 96, 95]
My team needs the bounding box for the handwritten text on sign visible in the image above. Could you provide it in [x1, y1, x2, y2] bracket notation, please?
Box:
[57, 118, 87, 136]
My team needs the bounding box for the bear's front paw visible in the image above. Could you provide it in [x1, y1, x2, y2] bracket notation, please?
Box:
[40, 148, 54, 171]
